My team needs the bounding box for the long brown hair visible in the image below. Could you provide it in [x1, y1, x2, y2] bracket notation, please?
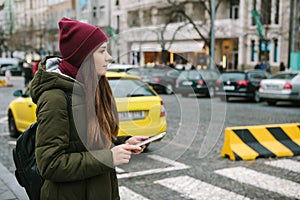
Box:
[78, 54, 119, 150]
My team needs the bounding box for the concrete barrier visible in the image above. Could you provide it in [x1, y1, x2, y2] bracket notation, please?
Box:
[221, 123, 300, 160]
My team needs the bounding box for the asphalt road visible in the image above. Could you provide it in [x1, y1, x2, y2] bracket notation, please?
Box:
[0, 76, 300, 199]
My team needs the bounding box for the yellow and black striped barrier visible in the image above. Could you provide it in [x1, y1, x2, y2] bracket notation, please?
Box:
[221, 123, 300, 160]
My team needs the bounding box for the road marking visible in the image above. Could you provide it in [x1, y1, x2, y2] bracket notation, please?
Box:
[214, 166, 300, 199]
[0, 132, 9, 136]
[8, 141, 16, 145]
[265, 159, 300, 173]
[0, 116, 7, 124]
[117, 155, 190, 179]
[119, 186, 150, 200]
[154, 175, 249, 200]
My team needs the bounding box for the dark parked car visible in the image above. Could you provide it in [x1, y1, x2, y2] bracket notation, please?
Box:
[0, 63, 23, 76]
[0, 58, 23, 76]
[128, 68, 180, 94]
[215, 70, 271, 102]
[175, 70, 220, 97]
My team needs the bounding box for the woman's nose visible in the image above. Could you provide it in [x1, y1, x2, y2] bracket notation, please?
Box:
[106, 53, 113, 62]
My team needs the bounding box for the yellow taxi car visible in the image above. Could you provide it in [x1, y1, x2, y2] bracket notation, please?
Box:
[8, 72, 167, 139]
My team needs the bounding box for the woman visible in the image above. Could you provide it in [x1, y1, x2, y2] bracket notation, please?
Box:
[30, 17, 148, 199]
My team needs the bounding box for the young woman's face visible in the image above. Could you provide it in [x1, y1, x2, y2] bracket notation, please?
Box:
[93, 42, 112, 76]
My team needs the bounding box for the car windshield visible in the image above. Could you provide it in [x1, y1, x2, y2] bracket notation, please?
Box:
[220, 73, 246, 81]
[108, 78, 155, 98]
[270, 73, 298, 80]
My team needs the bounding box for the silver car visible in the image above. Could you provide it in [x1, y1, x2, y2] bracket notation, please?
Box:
[259, 71, 300, 105]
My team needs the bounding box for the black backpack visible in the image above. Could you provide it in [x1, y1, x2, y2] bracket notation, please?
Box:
[12, 91, 70, 200]
[13, 122, 42, 200]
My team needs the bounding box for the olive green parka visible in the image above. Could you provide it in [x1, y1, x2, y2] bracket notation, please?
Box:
[30, 56, 123, 200]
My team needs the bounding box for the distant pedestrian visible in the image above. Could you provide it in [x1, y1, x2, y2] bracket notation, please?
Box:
[23, 62, 33, 87]
[279, 62, 285, 71]
[31, 60, 40, 76]
[254, 61, 261, 70]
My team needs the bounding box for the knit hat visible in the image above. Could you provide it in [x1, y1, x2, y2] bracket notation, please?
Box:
[58, 17, 108, 67]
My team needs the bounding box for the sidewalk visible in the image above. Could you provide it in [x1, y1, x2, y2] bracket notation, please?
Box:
[0, 162, 28, 200]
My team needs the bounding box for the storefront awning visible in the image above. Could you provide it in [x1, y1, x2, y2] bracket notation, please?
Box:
[131, 41, 205, 52]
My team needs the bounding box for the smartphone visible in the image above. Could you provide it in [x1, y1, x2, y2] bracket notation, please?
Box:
[135, 132, 166, 147]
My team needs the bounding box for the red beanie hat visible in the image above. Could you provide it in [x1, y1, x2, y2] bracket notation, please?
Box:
[58, 17, 108, 67]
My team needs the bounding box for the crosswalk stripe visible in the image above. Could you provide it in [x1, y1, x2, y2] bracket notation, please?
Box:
[0, 116, 7, 124]
[265, 159, 300, 173]
[117, 155, 190, 179]
[119, 186, 150, 200]
[214, 166, 300, 199]
[154, 175, 249, 200]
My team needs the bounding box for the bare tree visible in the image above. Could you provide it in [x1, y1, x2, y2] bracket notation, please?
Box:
[163, 0, 224, 64]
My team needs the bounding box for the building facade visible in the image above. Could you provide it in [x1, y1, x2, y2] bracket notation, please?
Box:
[0, 0, 297, 71]
[110, 0, 291, 71]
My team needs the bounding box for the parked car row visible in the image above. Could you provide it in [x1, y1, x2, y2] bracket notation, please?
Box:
[107, 64, 300, 106]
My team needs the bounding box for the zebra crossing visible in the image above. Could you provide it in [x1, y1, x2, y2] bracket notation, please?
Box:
[118, 156, 300, 199]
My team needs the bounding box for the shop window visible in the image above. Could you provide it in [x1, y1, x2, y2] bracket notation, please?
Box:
[259, 39, 270, 61]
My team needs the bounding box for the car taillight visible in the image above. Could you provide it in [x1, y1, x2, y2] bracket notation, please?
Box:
[259, 81, 262, 89]
[175, 79, 179, 88]
[283, 82, 292, 90]
[197, 80, 205, 86]
[237, 80, 248, 86]
[216, 79, 222, 85]
[160, 100, 166, 117]
[153, 77, 161, 83]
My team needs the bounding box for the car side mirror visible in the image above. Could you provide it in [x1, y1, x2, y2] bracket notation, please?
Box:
[13, 90, 23, 97]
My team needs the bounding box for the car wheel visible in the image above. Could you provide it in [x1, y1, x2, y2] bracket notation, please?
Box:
[165, 84, 173, 95]
[208, 87, 215, 98]
[253, 90, 260, 103]
[267, 100, 276, 106]
[8, 111, 20, 138]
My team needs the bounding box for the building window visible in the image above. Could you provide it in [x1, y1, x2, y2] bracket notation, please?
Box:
[251, 40, 256, 62]
[116, 15, 120, 34]
[273, 39, 278, 62]
[261, 0, 271, 25]
[252, 0, 257, 25]
[230, 0, 239, 19]
[274, 0, 279, 24]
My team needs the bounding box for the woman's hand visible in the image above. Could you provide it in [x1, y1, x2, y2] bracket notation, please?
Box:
[111, 144, 141, 166]
[125, 136, 149, 154]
